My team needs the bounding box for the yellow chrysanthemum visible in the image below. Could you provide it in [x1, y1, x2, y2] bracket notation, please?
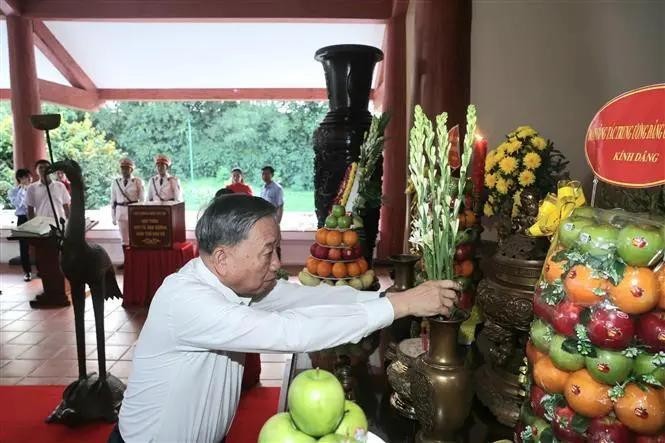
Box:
[531, 136, 547, 150]
[496, 178, 509, 194]
[488, 194, 495, 203]
[523, 152, 542, 169]
[499, 156, 518, 175]
[518, 170, 536, 187]
[483, 202, 494, 217]
[485, 153, 497, 172]
[516, 126, 537, 139]
[485, 173, 497, 188]
[506, 139, 521, 154]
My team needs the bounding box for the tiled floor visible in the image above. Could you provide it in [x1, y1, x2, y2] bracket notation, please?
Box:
[0, 263, 287, 387]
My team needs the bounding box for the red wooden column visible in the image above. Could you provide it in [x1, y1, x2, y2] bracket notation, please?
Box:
[376, 1, 408, 259]
[7, 15, 45, 170]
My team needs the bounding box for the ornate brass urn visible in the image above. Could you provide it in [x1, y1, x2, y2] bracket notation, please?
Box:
[475, 233, 546, 427]
[410, 314, 473, 443]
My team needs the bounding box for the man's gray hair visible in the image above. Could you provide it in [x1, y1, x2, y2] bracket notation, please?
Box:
[196, 194, 276, 254]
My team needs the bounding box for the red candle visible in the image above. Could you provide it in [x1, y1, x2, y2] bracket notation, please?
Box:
[471, 133, 488, 196]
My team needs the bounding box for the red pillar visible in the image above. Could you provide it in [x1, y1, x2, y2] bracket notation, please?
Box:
[7, 15, 44, 170]
[377, 5, 407, 259]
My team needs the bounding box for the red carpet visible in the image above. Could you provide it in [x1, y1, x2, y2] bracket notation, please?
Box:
[0, 385, 279, 443]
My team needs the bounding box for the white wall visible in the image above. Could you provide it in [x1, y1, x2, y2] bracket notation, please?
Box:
[471, 0, 664, 191]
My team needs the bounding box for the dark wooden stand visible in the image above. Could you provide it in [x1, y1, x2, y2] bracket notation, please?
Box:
[9, 234, 69, 308]
[128, 201, 185, 249]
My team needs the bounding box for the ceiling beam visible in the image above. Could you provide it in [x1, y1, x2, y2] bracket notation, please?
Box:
[0, 0, 21, 16]
[39, 79, 102, 110]
[32, 21, 97, 90]
[19, 0, 392, 21]
[97, 88, 334, 101]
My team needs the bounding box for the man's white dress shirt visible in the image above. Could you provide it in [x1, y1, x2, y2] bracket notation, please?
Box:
[118, 257, 393, 443]
[25, 180, 71, 220]
[147, 174, 182, 202]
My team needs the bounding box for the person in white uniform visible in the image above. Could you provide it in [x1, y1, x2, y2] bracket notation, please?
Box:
[111, 158, 145, 246]
[146, 154, 182, 202]
[113, 194, 459, 443]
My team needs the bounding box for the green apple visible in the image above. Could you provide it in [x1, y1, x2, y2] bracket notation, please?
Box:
[337, 215, 352, 229]
[616, 224, 664, 266]
[633, 352, 665, 385]
[335, 400, 368, 438]
[359, 271, 375, 289]
[572, 207, 597, 219]
[348, 278, 363, 290]
[299, 271, 321, 287]
[530, 319, 553, 353]
[331, 205, 346, 218]
[578, 223, 619, 257]
[558, 216, 594, 249]
[325, 215, 338, 229]
[549, 334, 585, 371]
[258, 413, 317, 443]
[318, 435, 348, 443]
[335, 280, 348, 287]
[585, 348, 633, 385]
[288, 369, 346, 437]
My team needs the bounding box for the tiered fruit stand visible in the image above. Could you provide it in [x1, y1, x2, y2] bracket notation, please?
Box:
[519, 207, 665, 442]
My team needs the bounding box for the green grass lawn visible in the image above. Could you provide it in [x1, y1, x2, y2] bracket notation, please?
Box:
[180, 177, 315, 212]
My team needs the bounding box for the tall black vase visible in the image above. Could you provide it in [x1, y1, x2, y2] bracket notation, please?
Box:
[313, 44, 383, 262]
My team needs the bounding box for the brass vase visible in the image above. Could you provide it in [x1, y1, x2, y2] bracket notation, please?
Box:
[386, 254, 421, 343]
[410, 314, 473, 443]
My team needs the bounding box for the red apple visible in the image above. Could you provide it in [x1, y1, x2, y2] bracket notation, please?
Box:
[457, 291, 474, 310]
[551, 300, 583, 337]
[588, 307, 635, 350]
[637, 311, 665, 352]
[533, 291, 555, 323]
[351, 244, 362, 258]
[588, 415, 635, 443]
[529, 385, 547, 418]
[341, 248, 355, 260]
[310, 243, 318, 257]
[636, 433, 665, 442]
[552, 406, 586, 443]
[454, 243, 473, 262]
[313, 245, 330, 260]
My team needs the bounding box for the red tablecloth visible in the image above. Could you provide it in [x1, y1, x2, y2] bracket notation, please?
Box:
[122, 241, 197, 308]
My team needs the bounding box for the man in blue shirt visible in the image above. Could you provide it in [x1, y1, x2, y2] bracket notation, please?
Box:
[8, 168, 33, 281]
[259, 166, 284, 225]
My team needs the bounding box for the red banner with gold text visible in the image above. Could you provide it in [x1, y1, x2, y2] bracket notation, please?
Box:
[585, 84, 665, 188]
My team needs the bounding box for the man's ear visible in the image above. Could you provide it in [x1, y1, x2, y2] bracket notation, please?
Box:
[210, 246, 229, 276]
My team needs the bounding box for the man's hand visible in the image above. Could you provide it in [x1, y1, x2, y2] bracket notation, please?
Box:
[386, 280, 460, 319]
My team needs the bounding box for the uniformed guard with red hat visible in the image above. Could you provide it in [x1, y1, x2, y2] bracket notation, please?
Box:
[111, 158, 145, 246]
[147, 154, 182, 202]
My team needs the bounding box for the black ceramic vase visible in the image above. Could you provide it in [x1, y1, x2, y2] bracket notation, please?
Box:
[313, 44, 383, 263]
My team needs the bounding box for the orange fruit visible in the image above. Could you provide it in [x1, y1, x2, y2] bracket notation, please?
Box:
[457, 213, 467, 230]
[328, 248, 342, 261]
[609, 266, 659, 314]
[533, 356, 570, 394]
[357, 258, 369, 274]
[526, 340, 546, 365]
[316, 261, 332, 278]
[614, 384, 665, 435]
[326, 230, 342, 247]
[564, 264, 610, 306]
[544, 252, 567, 283]
[315, 228, 328, 245]
[459, 260, 474, 277]
[342, 230, 358, 247]
[332, 262, 347, 279]
[306, 257, 320, 274]
[347, 262, 361, 277]
[564, 369, 613, 418]
[657, 265, 665, 309]
[464, 209, 477, 227]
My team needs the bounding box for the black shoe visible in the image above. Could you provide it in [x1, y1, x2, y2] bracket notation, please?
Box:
[29, 297, 70, 309]
[24, 272, 32, 282]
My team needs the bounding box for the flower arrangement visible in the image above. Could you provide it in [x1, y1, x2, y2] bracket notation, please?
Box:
[408, 104, 476, 282]
[483, 125, 568, 221]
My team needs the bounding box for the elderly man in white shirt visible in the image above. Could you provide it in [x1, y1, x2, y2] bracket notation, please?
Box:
[25, 159, 71, 222]
[114, 195, 459, 443]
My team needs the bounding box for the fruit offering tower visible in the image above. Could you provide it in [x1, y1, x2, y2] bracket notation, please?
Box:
[519, 207, 665, 442]
[299, 203, 377, 291]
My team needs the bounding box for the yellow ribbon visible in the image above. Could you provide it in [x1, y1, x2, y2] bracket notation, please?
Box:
[527, 180, 586, 237]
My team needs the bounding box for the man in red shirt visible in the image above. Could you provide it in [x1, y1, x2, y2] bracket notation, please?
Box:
[225, 167, 252, 195]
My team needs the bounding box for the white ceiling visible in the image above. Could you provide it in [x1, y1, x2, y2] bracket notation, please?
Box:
[1, 21, 385, 89]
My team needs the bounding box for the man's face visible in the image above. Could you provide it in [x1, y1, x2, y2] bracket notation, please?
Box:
[156, 163, 167, 176]
[231, 171, 242, 183]
[19, 174, 32, 186]
[36, 162, 50, 180]
[217, 216, 281, 298]
[262, 170, 272, 184]
[121, 165, 132, 179]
